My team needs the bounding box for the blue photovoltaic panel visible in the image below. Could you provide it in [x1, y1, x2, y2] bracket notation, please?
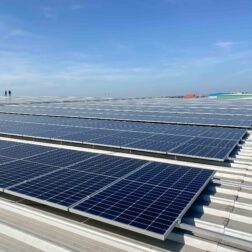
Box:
[0, 160, 59, 189]
[0, 155, 15, 165]
[0, 141, 22, 150]
[8, 169, 116, 207]
[1, 139, 214, 239]
[0, 144, 55, 159]
[89, 136, 139, 146]
[125, 162, 213, 193]
[69, 155, 146, 177]
[72, 163, 214, 239]
[0, 113, 246, 161]
[170, 144, 233, 160]
[7, 155, 147, 207]
[0, 113, 247, 141]
[124, 137, 238, 160]
[146, 134, 192, 143]
[125, 139, 181, 153]
[25, 148, 97, 167]
[0, 103, 251, 127]
[182, 137, 237, 148]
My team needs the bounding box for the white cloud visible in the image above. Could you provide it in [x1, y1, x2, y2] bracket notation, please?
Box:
[0, 38, 252, 96]
[4, 29, 33, 39]
[214, 41, 240, 50]
[0, 19, 44, 43]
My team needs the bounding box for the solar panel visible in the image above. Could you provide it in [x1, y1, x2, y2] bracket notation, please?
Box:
[25, 148, 97, 167]
[0, 155, 15, 165]
[6, 155, 147, 207]
[7, 169, 116, 208]
[0, 160, 59, 190]
[0, 144, 55, 159]
[181, 137, 237, 148]
[0, 114, 246, 160]
[90, 136, 139, 146]
[69, 155, 146, 177]
[125, 139, 181, 153]
[1, 102, 251, 127]
[0, 138, 213, 239]
[0, 113, 246, 141]
[169, 143, 234, 160]
[71, 163, 214, 240]
[1, 139, 214, 239]
[0, 141, 22, 150]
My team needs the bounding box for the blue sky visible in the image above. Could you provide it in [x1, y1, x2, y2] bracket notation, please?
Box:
[0, 0, 252, 97]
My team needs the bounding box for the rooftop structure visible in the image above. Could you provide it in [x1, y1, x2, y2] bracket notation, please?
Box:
[0, 96, 252, 252]
[208, 92, 252, 99]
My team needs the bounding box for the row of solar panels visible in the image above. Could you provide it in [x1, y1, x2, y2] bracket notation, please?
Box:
[1, 105, 252, 127]
[4, 103, 252, 117]
[13, 102, 252, 118]
[5, 97, 252, 110]
[0, 113, 246, 140]
[0, 114, 246, 161]
[0, 140, 214, 240]
[58, 104, 252, 116]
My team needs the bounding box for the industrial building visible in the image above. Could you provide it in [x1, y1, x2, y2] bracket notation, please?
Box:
[208, 92, 252, 99]
[0, 96, 252, 252]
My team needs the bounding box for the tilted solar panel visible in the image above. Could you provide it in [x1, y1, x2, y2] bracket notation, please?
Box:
[0, 160, 59, 190]
[1, 104, 251, 127]
[72, 163, 214, 240]
[0, 113, 246, 161]
[1, 139, 214, 240]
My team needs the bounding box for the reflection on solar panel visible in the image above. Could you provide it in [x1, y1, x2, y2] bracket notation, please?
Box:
[0, 114, 246, 161]
[0, 139, 214, 239]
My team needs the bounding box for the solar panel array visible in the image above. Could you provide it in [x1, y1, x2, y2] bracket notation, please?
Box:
[0, 140, 214, 239]
[1, 97, 252, 127]
[72, 162, 213, 238]
[0, 97, 251, 240]
[0, 114, 246, 161]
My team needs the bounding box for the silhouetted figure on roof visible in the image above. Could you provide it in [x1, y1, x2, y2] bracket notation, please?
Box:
[4, 90, 7, 96]
[8, 90, 11, 97]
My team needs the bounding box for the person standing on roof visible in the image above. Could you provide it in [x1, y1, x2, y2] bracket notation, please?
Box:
[8, 90, 11, 97]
